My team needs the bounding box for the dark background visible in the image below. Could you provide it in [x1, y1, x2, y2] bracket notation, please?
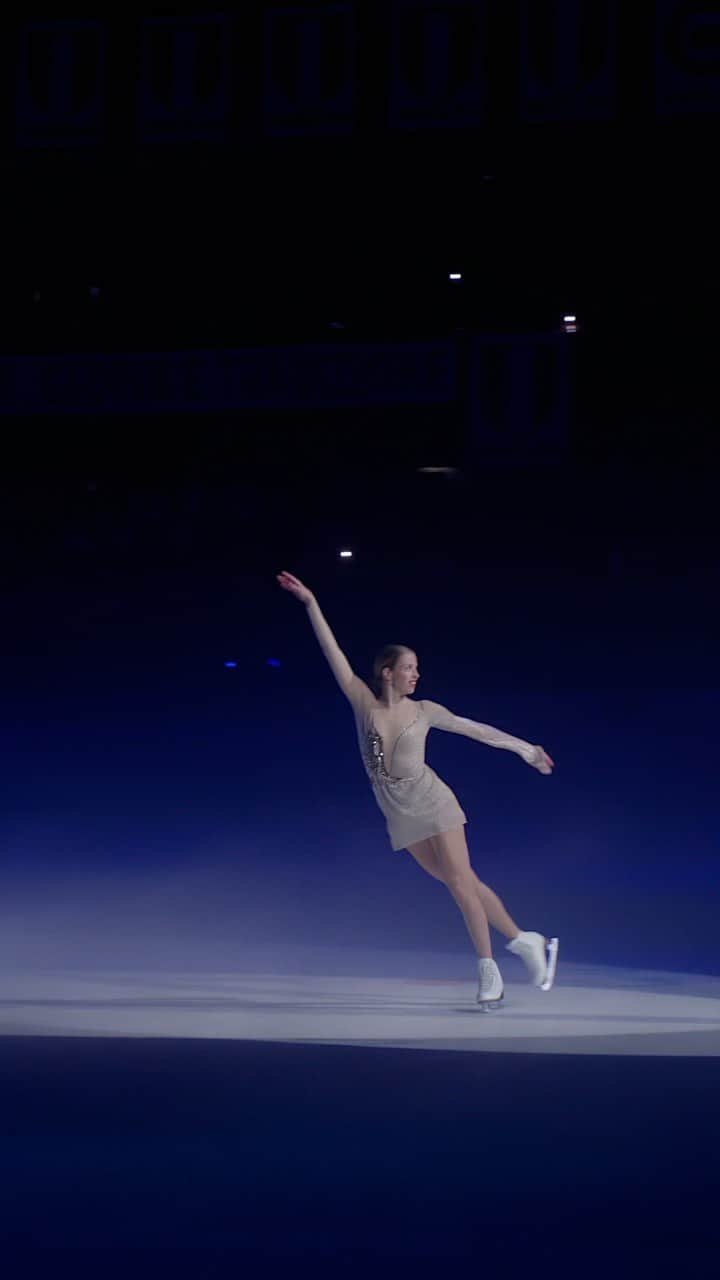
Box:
[1, 0, 718, 978]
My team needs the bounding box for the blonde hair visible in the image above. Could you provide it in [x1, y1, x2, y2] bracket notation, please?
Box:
[371, 644, 412, 697]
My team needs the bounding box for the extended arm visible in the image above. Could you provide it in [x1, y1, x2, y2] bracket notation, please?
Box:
[304, 595, 353, 694]
[423, 698, 552, 771]
[306, 596, 375, 708]
[277, 570, 374, 709]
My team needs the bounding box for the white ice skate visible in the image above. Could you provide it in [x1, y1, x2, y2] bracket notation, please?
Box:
[506, 931, 559, 991]
[476, 958, 504, 1011]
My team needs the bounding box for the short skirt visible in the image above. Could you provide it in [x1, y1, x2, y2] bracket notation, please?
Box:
[370, 764, 467, 852]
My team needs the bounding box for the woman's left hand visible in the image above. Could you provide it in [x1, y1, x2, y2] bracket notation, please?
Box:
[531, 745, 554, 775]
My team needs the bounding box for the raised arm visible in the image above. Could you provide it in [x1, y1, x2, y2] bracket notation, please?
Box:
[276, 570, 374, 709]
[423, 698, 554, 774]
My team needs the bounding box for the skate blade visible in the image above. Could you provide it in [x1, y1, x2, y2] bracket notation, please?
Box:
[476, 994, 504, 1011]
[540, 937, 559, 991]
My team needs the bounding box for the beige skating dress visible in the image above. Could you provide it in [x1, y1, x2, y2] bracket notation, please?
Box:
[351, 692, 539, 852]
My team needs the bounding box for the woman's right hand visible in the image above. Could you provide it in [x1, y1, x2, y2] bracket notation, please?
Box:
[276, 570, 315, 605]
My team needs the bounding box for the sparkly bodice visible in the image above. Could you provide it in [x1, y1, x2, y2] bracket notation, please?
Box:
[364, 728, 389, 779]
[350, 689, 538, 786]
[361, 708, 425, 783]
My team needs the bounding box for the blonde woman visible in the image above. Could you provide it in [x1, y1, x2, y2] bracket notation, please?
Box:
[277, 570, 558, 1010]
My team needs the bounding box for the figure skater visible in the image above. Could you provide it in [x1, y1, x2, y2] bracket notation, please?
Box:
[277, 570, 558, 1010]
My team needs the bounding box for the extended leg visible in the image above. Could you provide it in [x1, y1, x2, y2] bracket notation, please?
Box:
[474, 878, 521, 941]
[407, 835, 521, 947]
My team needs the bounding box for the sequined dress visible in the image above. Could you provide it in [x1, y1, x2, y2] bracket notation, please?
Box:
[348, 693, 535, 853]
[355, 699, 469, 851]
[301, 598, 539, 851]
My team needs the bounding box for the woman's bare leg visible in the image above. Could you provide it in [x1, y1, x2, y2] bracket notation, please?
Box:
[406, 835, 522, 944]
[430, 828, 493, 959]
[475, 879, 521, 941]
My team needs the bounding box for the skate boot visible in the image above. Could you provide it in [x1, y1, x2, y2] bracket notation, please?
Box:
[476, 958, 504, 1011]
[506, 931, 559, 991]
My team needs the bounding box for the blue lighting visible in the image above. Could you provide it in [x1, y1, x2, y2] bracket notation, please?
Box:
[224, 661, 237, 669]
[267, 658, 282, 668]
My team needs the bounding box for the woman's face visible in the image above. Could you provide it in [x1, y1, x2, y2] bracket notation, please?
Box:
[385, 651, 420, 696]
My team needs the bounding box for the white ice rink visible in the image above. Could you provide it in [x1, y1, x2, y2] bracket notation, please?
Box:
[2, 953, 719, 1056]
